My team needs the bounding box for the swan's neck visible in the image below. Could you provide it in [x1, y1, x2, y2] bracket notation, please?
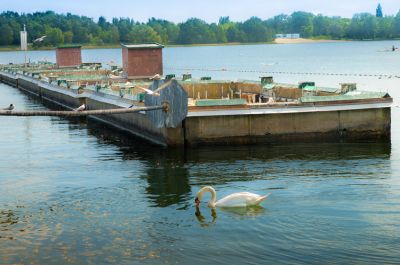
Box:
[204, 187, 217, 208]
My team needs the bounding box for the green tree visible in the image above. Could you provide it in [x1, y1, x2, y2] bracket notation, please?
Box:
[114, 18, 134, 43]
[376, 4, 383, 18]
[394, 11, 400, 37]
[8, 19, 21, 45]
[28, 21, 45, 43]
[63, 31, 74, 43]
[241, 17, 271, 42]
[72, 22, 89, 43]
[270, 14, 289, 33]
[90, 36, 104, 45]
[0, 23, 13, 45]
[226, 25, 247, 42]
[164, 22, 180, 44]
[100, 26, 119, 44]
[211, 23, 227, 43]
[44, 26, 64, 45]
[98, 16, 108, 29]
[290, 11, 314, 37]
[178, 18, 216, 44]
[313, 15, 330, 36]
[348, 13, 376, 39]
[218, 16, 230, 25]
[0, 9, 398, 47]
[127, 24, 161, 43]
[376, 16, 392, 39]
[327, 17, 348, 39]
[148, 18, 169, 44]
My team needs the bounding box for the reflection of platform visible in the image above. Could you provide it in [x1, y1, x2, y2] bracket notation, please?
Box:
[182, 142, 392, 163]
[56, 118, 392, 209]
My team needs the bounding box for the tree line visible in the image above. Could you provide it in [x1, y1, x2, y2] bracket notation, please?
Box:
[0, 9, 400, 47]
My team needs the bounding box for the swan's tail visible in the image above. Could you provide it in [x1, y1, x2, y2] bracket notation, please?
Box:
[255, 193, 271, 205]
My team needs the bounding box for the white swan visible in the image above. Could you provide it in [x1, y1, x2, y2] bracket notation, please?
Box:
[195, 186, 270, 208]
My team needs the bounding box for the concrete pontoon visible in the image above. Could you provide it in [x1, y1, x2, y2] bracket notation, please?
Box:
[0, 60, 392, 147]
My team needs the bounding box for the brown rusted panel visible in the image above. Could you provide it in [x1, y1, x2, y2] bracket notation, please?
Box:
[122, 48, 163, 78]
[273, 86, 303, 99]
[56, 48, 82, 67]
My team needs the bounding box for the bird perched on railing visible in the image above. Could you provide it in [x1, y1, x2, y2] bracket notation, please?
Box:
[2, 104, 14, 111]
[73, 104, 85, 111]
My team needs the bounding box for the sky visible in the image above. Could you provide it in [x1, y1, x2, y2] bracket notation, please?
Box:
[1, 0, 399, 23]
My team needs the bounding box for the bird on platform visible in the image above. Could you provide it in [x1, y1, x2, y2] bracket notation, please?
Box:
[150, 74, 161, 80]
[138, 86, 154, 95]
[34, 35, 47, 43]
[266, 97, 275, 104]
[73, 104, 85, 111]
[195, 186, 270, 209]
[2, 104, 14, 111]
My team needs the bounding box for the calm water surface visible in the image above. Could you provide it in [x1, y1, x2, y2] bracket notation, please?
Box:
[1, 42, 400, 264]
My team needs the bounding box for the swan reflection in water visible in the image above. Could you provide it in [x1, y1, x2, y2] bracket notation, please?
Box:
[195, 205, 266, 226]
[195, 207, 217, 227]
[220, 205, 266, 219]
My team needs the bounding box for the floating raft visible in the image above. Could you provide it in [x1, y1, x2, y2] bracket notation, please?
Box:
[0, 64, 393, 147]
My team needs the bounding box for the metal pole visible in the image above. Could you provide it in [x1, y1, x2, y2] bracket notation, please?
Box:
[24, 24, 26, 68]
[21, 24, 27, 69]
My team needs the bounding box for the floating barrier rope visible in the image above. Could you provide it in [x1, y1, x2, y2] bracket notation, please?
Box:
[164, 67, 400, 79]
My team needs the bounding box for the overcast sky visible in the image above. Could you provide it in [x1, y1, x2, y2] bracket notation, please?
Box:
[1, 0, 399, 23]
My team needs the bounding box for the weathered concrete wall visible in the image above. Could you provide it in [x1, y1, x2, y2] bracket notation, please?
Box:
[0, 73, 18, 87]
[16, 75, 81, 108]
[0, 72, 183, 146]
[184, 108, 391, 145]
[86, 97, 184, 146]
[17, 78, 41, 96]
[38, 86, 81, 109]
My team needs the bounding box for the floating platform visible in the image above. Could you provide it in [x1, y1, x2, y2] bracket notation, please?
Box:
[0, 63, 392, 147]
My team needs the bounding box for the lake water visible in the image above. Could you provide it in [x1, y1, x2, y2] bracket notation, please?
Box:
[1, 41, 400, 264]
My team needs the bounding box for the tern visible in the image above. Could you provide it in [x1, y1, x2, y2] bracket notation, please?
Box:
[73, 104, 86, 111]
[34, 35, 47, 43]
[150, 74, 161, 80]
[2, 104, 14, 111]
[138, 86, 154, 95]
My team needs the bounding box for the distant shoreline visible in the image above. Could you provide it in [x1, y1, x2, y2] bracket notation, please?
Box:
[0, 44, 122, 52]
[0, 38, 398, 52]
[273, 38, 347, 44]
[0, 42, 275, 52]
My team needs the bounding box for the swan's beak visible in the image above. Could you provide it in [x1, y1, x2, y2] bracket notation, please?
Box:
[195, 197, 200, 207]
